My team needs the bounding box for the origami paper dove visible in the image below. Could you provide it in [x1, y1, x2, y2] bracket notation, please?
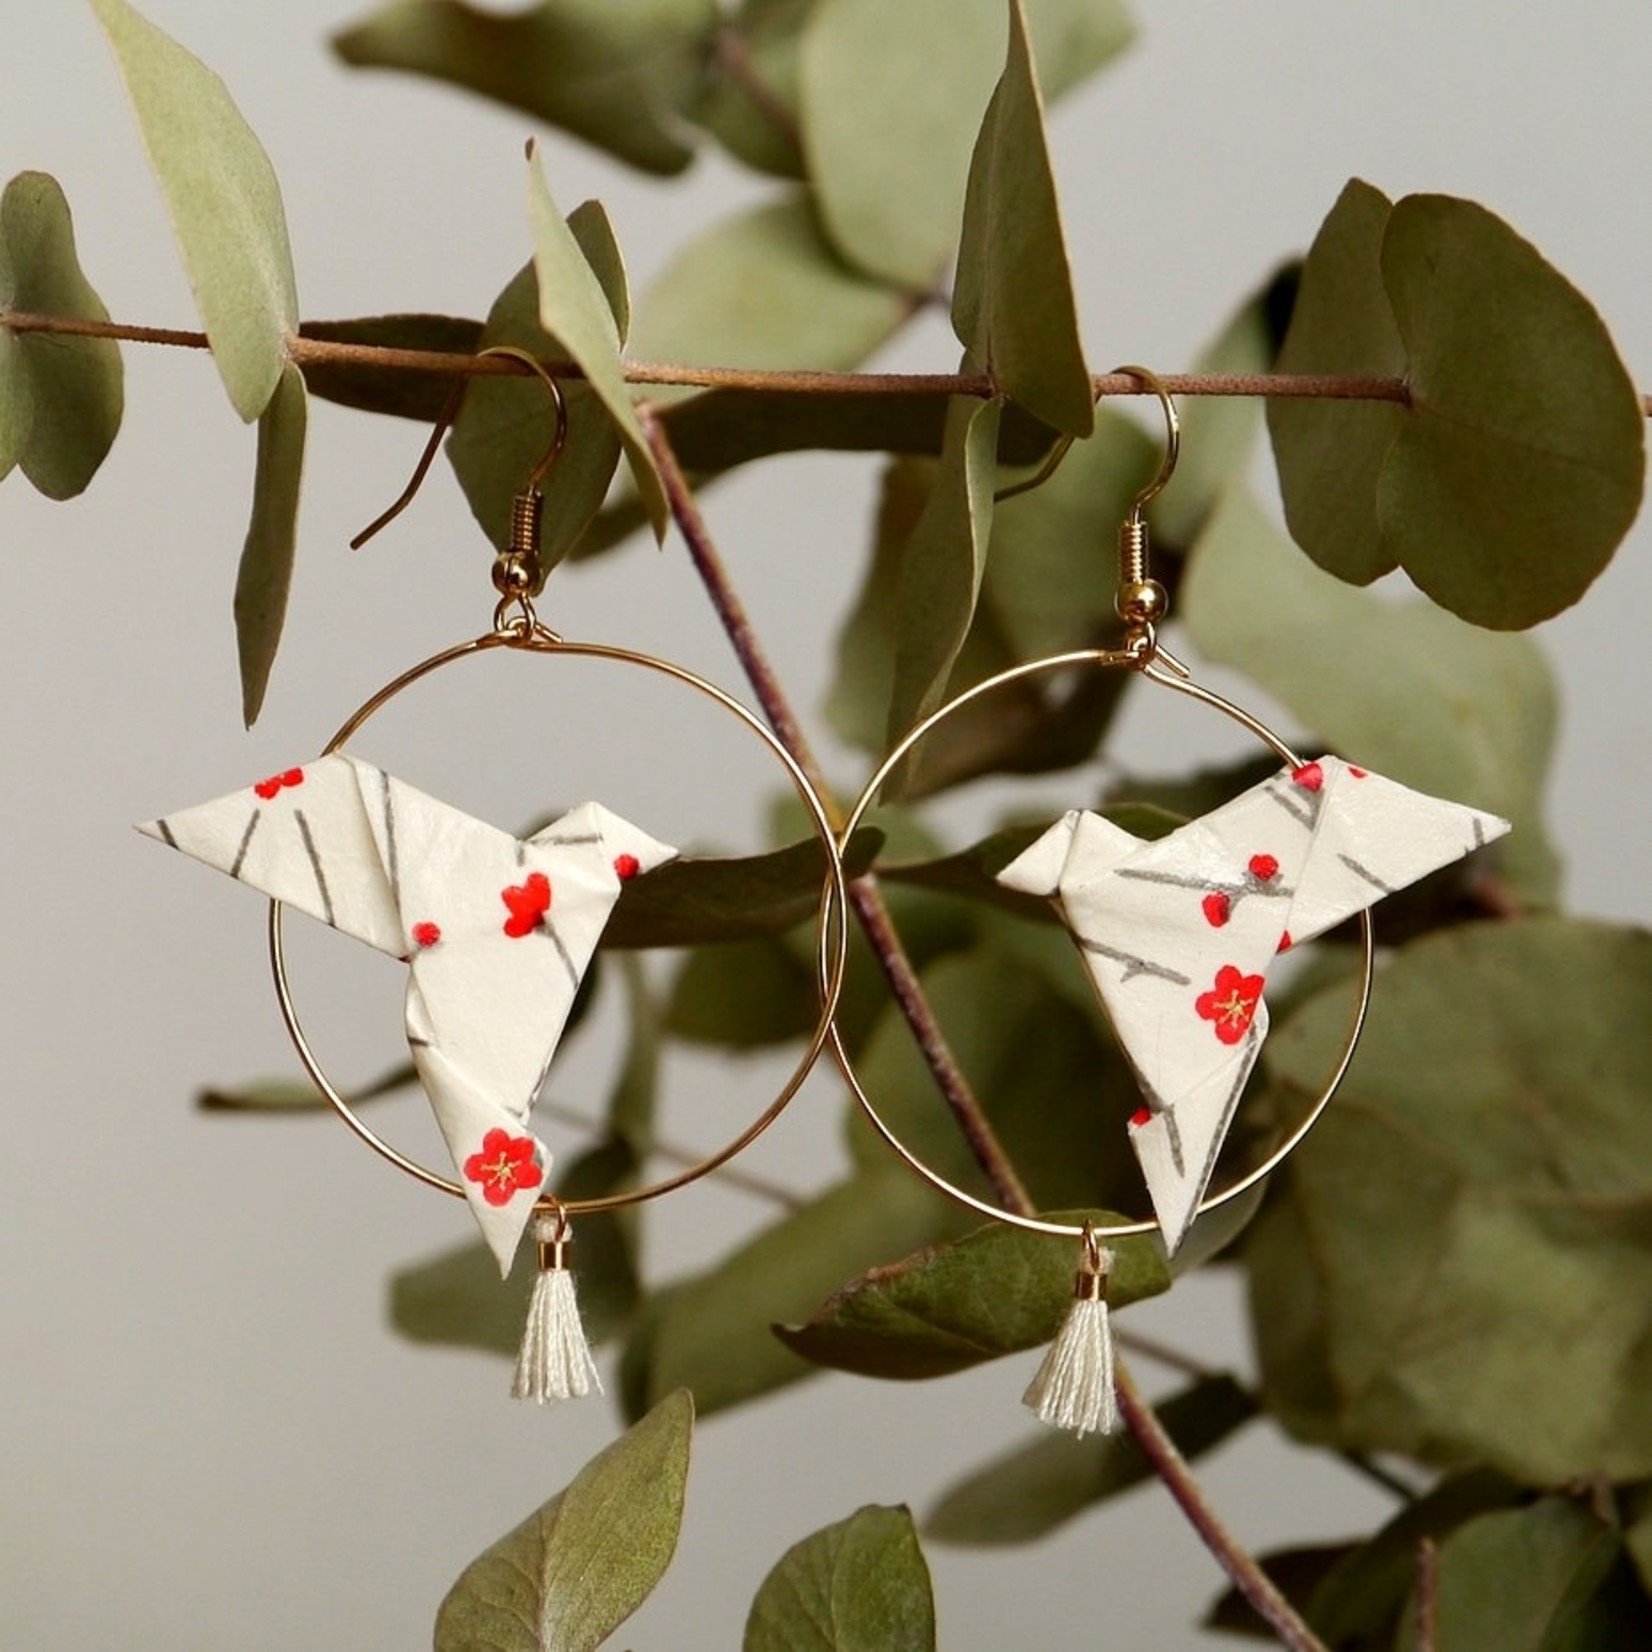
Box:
[140, 755, 675, 1274]
[997, 758, 1508, 1252]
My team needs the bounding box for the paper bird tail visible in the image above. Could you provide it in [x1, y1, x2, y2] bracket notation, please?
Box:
[512, 1211, 602, 1403]
[1022, 1238, 1118, 1437]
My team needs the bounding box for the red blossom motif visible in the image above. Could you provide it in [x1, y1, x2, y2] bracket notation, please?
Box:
[411, 921, 442, 949]
[1201, 891, 1231, 928]
[462, 1128, 543, 1206]
[1195, 964, 1265, 1045]
[1291, 762, 1323, 792]
[1248, 853, 1279, 882]
[1130, 1107, 1152, 1128]
[501, 871, 552, 938]
[613, 853, 640, 882]
[1277, 931, 1293, 954]
[253, 768, 304, 800]
[1349, 766, 1367, 778]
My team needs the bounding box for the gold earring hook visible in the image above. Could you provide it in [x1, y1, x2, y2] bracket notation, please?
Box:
[349, 344, 570, 551]
[1111, 365, 1179, 644]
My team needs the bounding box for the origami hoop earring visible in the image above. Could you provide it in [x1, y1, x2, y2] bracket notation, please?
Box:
[826, 367, 1509, 1435]
[143, 349, 849, 1403]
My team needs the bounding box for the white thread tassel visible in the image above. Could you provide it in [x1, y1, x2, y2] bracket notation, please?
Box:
[1022, 1238, 1117, 1436]
[512, 1211, 602, 1403]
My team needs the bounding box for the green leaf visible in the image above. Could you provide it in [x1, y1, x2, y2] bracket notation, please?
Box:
[1625, 1488, 1652, 1599]
[1377, 192, 1645, 627]
[527, 149, 668, 539]
[776, 1213, 1171, 1380]
[1395, 1500, 1642, 1652]
[666, 935, 817, 1050]
[629, 194, 910, 372]
[884, 393, 1002, 780]
[951, 0, 1092, 436]
[1181, 488, 1559, 902]
[928, 1374, 1256, 1544]
[1248, 917, 1652, 1484]
[621, 1169, 961, 1420]
[1270, 181, 1646, 627]
[297, 314, 482, 422]
[800, 0, 1132, 288]
[197, 1060, 413, 1112]
[1268, 179, 1405, 587]
[0, 173, 123, 497]
[433, 1389, 693, 1652]
[602, 828, 879, 949]
[234, 361, 306, 725]
[744, 1506, 936, 1652]
[93, 0, 297, 421]
[691, 0, 808, 179]
[447, 210, 629, 567]
[334, 0, 717, 176]
[1302, 1467, 1524, 1646]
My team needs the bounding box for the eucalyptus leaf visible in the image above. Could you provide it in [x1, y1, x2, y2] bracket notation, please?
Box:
[928, 1374, 1256, 1545]
[800, 0, 1131, 288]
[234, 361, 306, 725]
[197, 1059, 414, 1112]
[335, 0, 717, 176]
[1395, 1499, 1646, 1652]
[744, 1505, 937, 1652]
[1181, 487, 1559, 902]
[629, 194, 910, 372]
[621, 1169, 961, 1420]
[666, 935, 817, 1049]
[1248, 917, 1652, 1484]
[691, 0, 808, 179]
[1301, 1467, 1524, 1647]
[1267, 178, 1405, 587]
[884, 392, 1001, 782]
[1378, 192, 1645, 627]
[447, 212, 628, 566]
[1270, 180, 1646, 627]
[298, 313, 483, 422]
[603, 828, 879, 949]
[951, 0, 1092, 436]
[1625, 1489, 1652, 1599]
[526, 150, 668, 538]
[0, 172, 123, 497]
[776, 1212, 1171, 1380]
[93, 0, 298, 421]
[432, 1389, 693, 1652]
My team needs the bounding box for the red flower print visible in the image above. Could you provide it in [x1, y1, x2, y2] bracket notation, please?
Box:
[1248, 853, 1279, 882]
[1195, 964, 1265, 1045]
[1201, 891, 1231, 928]
[501, 871, 552, 938]
[1130, 1107, 1152, 1128]
[462, 1128, 543, 1206]
[1277, 931, 1293, 954]
[253, 767, 304, 801]
[411, 921, 442, 949]
[1349, 766, 1367, 779]
[613, 853, 641, 882]
[1291, 762, 1323, 793]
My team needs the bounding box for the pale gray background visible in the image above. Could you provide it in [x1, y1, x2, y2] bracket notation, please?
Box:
[3, 4, 1649, 1648]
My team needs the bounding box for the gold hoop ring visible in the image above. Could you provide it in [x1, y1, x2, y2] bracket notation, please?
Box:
[270, 623, 849, 1217]
[823, 649, 1373, 1242]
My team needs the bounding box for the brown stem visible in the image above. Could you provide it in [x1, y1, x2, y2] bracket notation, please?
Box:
[712, 22, 806, 165]
[638, 406, 1036, 1216]
[1413, 1537, 1439, 1652]
[10, 310, 1652, 414]
[1115, 1363, 1329, 1652]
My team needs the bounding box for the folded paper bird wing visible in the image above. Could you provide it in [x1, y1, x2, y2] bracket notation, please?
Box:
[999, 758, 1508, 1251]
[140, 757, 676, 1272]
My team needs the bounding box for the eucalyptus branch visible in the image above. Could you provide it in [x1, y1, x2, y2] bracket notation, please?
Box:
[638, 405, 1035, 1214]
[12, 310, 1652, 416]
[1114, 1362, 1329, 1652]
